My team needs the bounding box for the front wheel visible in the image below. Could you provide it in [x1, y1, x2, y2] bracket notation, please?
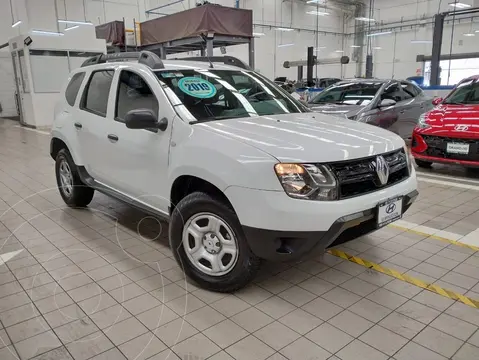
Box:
[169, 192, 260, 292]
[415, 159, 433, 168]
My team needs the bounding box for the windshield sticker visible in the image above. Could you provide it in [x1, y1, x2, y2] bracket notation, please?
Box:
[161, 72, 177, 78]
[161, 72, 184, 78]
[178, 77, 217, 99]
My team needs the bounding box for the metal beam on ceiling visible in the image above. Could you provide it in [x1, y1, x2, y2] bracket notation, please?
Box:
[430, 7, 479, 86]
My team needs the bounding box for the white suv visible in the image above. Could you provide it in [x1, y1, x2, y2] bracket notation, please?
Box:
[51, 52, 418, 292]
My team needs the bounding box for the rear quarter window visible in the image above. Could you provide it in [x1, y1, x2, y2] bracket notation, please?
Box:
[65, 72, 85, 106]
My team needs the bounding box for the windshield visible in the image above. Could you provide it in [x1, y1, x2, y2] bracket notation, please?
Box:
[444, 78, 479, 105]
[309, 82, 382, 106]
[155, 69, 308, 122]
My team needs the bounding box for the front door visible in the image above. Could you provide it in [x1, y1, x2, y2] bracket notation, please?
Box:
[100, 68, 174, 213]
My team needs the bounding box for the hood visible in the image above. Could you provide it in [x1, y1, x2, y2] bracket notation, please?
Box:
[196, 113, 403, 163]
[309, 103, 365, 119]
[424, 104, 479, 137]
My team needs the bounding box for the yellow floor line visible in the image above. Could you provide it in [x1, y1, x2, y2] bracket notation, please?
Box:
[387, 223, 479, 253]
[327, 248, 479, 309]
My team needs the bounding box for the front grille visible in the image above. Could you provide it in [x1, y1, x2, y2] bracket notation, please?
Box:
[329, 149, 409, 199]
[422, 135, 479, 161]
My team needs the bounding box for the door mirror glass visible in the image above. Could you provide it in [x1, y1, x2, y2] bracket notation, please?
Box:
[432, 97, 443, 106]
[379, 98, 397, 108]
[125, 109, 160, 130]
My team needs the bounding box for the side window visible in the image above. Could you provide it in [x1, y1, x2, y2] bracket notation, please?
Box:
[81, 70, 114, 117]
[65, 72, 85, 106]
[115, 70, 159, 121]
[401, 81, 419, 98]
[382, 82, 411, 102]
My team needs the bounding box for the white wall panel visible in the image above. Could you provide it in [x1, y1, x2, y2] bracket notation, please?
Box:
[0, 53, 16, 118]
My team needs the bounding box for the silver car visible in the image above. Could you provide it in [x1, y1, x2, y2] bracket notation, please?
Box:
[308, 79, 433, 140]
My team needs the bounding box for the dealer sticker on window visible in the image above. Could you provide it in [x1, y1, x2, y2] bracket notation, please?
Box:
[178, 77, 217, 99]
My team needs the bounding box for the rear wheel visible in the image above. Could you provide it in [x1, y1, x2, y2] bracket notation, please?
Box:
[415, 159, 433, 168]
[55, 149, 94, 207]
[169, 192, 260, 292]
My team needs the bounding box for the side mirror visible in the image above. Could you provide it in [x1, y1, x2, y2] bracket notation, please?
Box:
[125, 109, 168, 132]
[379, 98, 397, 108]
[432, 97, 443, 106]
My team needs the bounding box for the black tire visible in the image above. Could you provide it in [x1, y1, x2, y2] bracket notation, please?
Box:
[169, 192, 261, 292]
[415, 159, 433, 168]
[55, 149, 94, 207]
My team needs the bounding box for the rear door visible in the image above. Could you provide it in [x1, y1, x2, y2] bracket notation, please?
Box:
[399, 81, 423, 139]
[77, 68, 116, 181]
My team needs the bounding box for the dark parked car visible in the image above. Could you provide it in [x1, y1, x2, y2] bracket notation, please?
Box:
[309, 79, 434, 140]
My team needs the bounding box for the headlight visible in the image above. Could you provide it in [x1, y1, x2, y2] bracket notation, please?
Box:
[274, 163, 337, 200]
[417, 114, 430, 129]
[403, 144, 412, 174]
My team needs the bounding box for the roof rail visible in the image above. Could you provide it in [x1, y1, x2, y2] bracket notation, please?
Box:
[178, 56, 251, 70]
[80, 51, 164, 69]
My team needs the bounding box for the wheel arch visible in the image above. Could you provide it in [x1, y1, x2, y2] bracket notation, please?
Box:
[170, 175, 234, 215]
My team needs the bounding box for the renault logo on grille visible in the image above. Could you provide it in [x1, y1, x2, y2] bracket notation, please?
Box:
[370, 155, 390, 186]
[455, 125, 469, 131]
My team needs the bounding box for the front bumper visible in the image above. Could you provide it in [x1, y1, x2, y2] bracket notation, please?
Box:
[243, 190, 418, 261]
[412, 132, 479, 167]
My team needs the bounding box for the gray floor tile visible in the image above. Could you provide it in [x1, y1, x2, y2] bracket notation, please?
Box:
[231, 307, 273, 333]
[446, 302, 479, 327]
[441, 271, 479, 290]
[306, 322, 353, 353]
[395, 340, 447, 360]
[280, 337, 330, 360]
[384, 279, 423, 298]
[396, 300, 441, 325]
[66, 331, 114, 360]
[412, 290, 455, 312]
[301, 296, 343, 321]
[185, 305, 227, 331]
[30, 346, 73, 360]
[359, 325, 409, 356]
[453, 343, 479, 360]
[89, 348, 127, 360]
[204, 319, 249, 348]
[414, 326, 464, 358]
[278, 285, 317, 307]
[6, 316, 50, 343]
[336, 339, 388, 360]
[227, 335, 276, 360]
[15, 330, 62, 360]
[328, 310, 374, 337]
[153, 318, 198, 347]
[118, 332, 167, 360]
[103, 317, 149, 346]
[322, 286, 361, 308]
[278, 308, 322, 335]
[340, 277, 379, 297]
[366, 288, 408, 310]
[430, 313, 477, 341]
[379, 311, 426, 339]
[348, 298, 392, 322]
[0, 346, 18, 360]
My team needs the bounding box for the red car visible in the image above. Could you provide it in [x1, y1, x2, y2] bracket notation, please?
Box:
[412, 75, 479, 168]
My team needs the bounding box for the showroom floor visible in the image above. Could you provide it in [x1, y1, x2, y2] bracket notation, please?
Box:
[0, 119, 479, 360]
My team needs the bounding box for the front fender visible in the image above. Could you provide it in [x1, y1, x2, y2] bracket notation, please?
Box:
[168, 122, 282, 192]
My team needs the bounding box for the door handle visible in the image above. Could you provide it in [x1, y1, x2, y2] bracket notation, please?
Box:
[399, 110, 405, 114]
[107, 134, 119, 142]
[74, 122, 82, 129]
